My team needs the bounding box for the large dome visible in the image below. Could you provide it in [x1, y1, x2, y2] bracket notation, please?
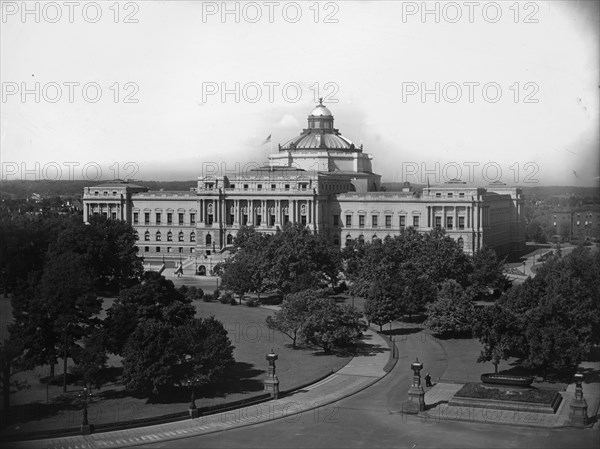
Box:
[279, 100, 359, 152]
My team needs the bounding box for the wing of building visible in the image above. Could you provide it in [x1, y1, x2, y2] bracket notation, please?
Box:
[83, 100, 525, 266]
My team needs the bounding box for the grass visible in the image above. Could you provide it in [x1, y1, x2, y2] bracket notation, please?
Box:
[0, 298, 352, 436]
[454, 383, 559, 404]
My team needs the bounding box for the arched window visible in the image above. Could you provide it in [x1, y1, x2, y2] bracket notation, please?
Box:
[345, 234, 352, 247]
[167, 231, 173, 242]
[144, 231, 150, 241]
[226, 234, 233, 245]
[458, 237, 464, 249]
[134, 231, 139, 241]
[156, 231, 161, 242]
[206, 234, 212, 245]
[190, 232, 196, 242]
[358, 234, 364, 243]
[333, 238, 339, 246]
[178, 231, 184, 242]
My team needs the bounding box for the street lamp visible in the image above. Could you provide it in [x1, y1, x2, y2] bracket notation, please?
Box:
[79, 387, 92, 434]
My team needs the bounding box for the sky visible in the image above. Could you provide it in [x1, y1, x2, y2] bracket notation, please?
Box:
[1, 0, 599, 187]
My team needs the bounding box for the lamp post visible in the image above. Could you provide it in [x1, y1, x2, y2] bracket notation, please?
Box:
[569, 373, 588, 426]
[79, 387, 92, 435]
[187, 377, 200, 419]
[404, 358, 425, 413]
[264, 349, 280, 398]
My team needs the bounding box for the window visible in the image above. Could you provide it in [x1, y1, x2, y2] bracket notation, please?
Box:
[413, 216, 420, 228]
[156, 246, 161, 253]
[144, 231, 150, 241]
[179, 231, 184, 242]
[333, 238, 339, 246]
[457, 237, 464, 249]
[167, 231, 173, 242]
[243, 184, 249, 190]
[207, 214, 213, 225]
[285, 184, 290, 190]
[144, 246, 149, 252]
[167, 247, 172, 253]
[271, 184, 276, 190]
[299, 183, 308, 190]
[333, 215, 339, 226]
[269, 214, 275, 227]
[190, 232, 196, 242]
[372, 215, 378, 228]
[435, 192, 441, 198]
[156, 213, 161, 225]
[300, 215, 307, 225]
[144, 213, 150, 225]
[435, 216, 442, 228]
[227, 234, 233, 245]
[446, 216, 453, 229]
[133, 212, 139, 224]
[359, 215, 365, 228]
[179, 213, 184, 225]
[190, 213, 196, 225]
[111, 212, 116, 220]
[345, 235, 352, 247]
[256, 214, 262, 226]
[459, 193, 465, 198]
[206, 234, 212, 245]
[458, 216, 465, 229]
[103, 191, 108, 196]
[178, 247, 183, 253]
[257, 184, 262, 190]
[448, 193, 453, 198]
[385, 215, 392, 228]
[399, 216, 406, 228]
[156, 231, 161, 241]
[346, 215, 352, 227]
[167, 213, 173, 225]
[112, 191, 117, 196]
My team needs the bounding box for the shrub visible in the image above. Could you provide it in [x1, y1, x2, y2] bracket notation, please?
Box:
[203, 293, 212, 302]
[246, 298, 258, 307]
[213, 288, 220, 300]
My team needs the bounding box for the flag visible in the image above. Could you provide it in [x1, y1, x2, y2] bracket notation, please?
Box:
[262, 134, 271, 145]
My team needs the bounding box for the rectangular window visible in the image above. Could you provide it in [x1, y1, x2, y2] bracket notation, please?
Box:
[144, 246, 149, 252]
[359, 215, 365, 228]
[244, 184, 249, 190]
[190, 213, 196, 225]
[156, 246, 161, 252]
[178, 247, 183, 253]
[448, 193, 453, 198]
[372, 215, 378, 228]
[256, 215, 262, 226]
[144, 213, 150, 225]
[207, 214, 213, 225]
[459, 192, 465, 198]
[458, 216, 465, 229]
[242, 215, 248, 225]
[346, 215, 352, 227]
[385, 215, 392, 228]
[271, 184, 276, 190]
[269, 215, 275, 227]
[435, 216, 442, 228]
[333, 215, 339, 226]
[413, 216, 420, 228]
[156, 213, 161, 225]
[301, 215, 307, 225]
[435, 192, 441, 198]
[400, 215, 406, 228]
[285, 184, 290, 190]
[257, 184, 262, 190]
[447, 216, 453, 229]
[167, 213, 173, 225]
[179, 213, 184, 225]
[133, 212, 139, 224]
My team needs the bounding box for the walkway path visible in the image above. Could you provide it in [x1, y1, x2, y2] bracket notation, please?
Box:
[6, 330, 392, 449]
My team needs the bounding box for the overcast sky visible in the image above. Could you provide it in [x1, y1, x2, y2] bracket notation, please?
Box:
[1, 0, 598, 187]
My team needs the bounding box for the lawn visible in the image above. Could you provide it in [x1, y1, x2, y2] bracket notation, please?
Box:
[0, 297, 352, 437]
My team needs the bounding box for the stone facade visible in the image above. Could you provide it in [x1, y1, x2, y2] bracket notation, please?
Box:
[83, 101, 525, 264]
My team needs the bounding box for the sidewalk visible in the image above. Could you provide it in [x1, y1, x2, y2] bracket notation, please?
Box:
[6, 330, 392, 449]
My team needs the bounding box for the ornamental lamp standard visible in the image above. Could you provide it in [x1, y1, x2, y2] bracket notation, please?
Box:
[78, 386, 92, 435]
[264, 349, 280, 398]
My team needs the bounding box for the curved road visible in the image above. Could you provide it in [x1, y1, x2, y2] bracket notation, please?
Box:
[144, 327, 598, 449]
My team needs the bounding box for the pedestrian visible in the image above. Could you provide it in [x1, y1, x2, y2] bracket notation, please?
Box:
[425, 372, 432, 387]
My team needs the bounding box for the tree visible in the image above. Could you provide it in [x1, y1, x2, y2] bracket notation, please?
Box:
[121, 317, 234, 395]
[262, 224, 341, 294]
[468, 247, 509, 299]
[425, 280, 475, 338]
[472, 304, 521, 373]
[73, 327, 108, 390]
[0, 336, 28, 421]
[364, 281, 402, 332]
[10, 251, 101, 387]
[266, 290, 316, 348]
[103, 271, 195, 355]
[302, 298, 366, 353]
